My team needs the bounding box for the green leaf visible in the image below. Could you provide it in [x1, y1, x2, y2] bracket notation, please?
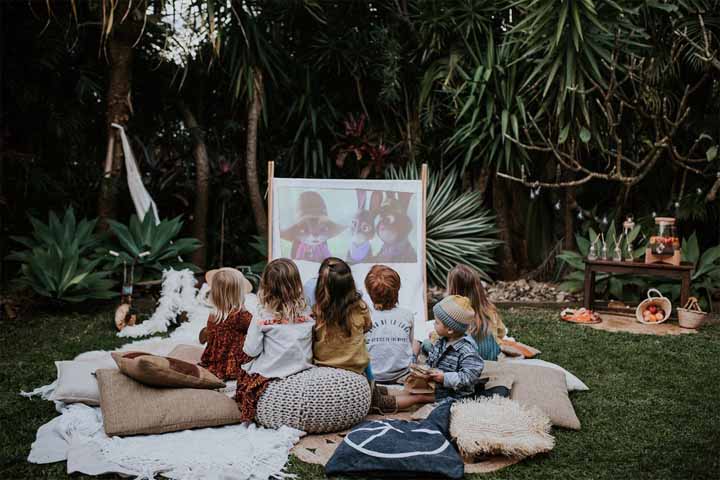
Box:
[558, 124, 570, 144]
[693, 245, 720, 280]
[558, 251, 585, 270]
[706, 145, 718, 161]
[579, 127, 591, 143]
[682, 233, 700, 266]
[501, 110, 509, 143]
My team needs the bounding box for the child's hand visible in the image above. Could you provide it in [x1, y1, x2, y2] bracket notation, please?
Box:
[429, 370, 444, 384]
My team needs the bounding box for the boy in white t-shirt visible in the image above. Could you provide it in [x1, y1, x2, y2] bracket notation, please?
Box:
[364, 265, 419, 383]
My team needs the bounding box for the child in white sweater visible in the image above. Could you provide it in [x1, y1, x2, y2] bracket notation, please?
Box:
[234, 258, 314, 421]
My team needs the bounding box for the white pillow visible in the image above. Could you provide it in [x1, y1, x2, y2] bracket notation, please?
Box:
[501, 358, 588, 392]
[49, 358, 118, 405]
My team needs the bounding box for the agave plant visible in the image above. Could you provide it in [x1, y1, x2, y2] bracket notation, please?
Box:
[386, 163, 500, 285]
[9, 208, 101, 257]
[105, 214, 201, 282]
[8, 209, 114, 302]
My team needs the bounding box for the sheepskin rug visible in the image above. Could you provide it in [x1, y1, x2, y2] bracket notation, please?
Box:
[450, 396, 555, 460]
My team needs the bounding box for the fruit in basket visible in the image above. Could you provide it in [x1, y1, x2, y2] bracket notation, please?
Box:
[648, 305, 658, 314]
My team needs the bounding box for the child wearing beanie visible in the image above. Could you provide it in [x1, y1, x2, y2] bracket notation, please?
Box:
[371, 295, 484, 413]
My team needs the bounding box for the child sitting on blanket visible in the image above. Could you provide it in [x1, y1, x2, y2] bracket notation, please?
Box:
[312, 257, 372, 375]
[446, 264, 506, 361]
[371, 295, 484, 414]
[235, 258, 315, 422]
[199, 268, 254, 381]
[364, 265, 419, 383]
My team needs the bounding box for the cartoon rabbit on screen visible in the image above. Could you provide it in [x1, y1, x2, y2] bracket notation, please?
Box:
[281, 190, 345, 262]
[373, 191, 417, 263]
[347, 189, 383, 264]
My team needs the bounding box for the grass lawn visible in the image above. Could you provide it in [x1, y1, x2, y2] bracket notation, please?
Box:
[2, 305, 720, 479]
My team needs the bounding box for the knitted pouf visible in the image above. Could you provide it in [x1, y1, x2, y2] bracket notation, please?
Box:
[255, 367, 371, 433]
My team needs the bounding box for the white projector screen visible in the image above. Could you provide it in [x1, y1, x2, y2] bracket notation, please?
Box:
[269, 175, 428, 337]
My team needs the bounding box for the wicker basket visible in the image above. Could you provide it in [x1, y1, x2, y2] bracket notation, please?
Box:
[677, 297, 707, 329]
[636, 288, 672, 324]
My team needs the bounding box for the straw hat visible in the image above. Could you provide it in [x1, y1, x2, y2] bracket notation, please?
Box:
[280, 191, 345, 240]
[205, 267, 253, 294]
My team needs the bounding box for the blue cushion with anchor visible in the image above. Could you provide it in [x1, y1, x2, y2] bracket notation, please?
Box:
[325, 400, 463, 479]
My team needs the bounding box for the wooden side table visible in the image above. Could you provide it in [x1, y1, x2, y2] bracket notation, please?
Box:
[583, 260, 694, 311]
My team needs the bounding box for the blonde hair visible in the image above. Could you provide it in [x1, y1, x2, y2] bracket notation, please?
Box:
[210, 269, 246, 322]
[258, 258, 308, 323]
[446, 264, 500, 338]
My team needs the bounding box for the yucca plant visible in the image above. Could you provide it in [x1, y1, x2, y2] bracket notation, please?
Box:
[105, 214, 202, 282]
[386, 163, 500, 285]
[7, 209, 115, 302]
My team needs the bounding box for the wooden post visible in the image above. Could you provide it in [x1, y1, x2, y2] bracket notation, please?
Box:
[267, 161, 275, 263]
[583, 265, 595, 310]
[421, 163, 428, 322]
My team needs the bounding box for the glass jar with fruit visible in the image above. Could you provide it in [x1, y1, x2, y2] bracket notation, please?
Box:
[648, 217, 680, 257]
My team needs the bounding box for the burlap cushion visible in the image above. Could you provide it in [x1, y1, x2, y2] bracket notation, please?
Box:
[450, 396, 554, 460]
[96, 369, 242, 436]
[484, 361, 580, 430]
[255, 367, 371, 433]
[167, 344, 205, 365]
[111, 351, 224, 389]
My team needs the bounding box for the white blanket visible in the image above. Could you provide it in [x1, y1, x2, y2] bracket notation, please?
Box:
[29, 403, 302, 479]
[23, 278, 295, 480]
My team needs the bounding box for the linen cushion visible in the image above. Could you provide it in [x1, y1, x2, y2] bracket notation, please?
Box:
[167, 344, 205, 365]
[48, 358, 117, 405]
[255, 367, 370, 433]
[450, 396, 554, 460]
[111, 351, 224, 389]
[96, 369, 242, 436]
[501, 357, 589, 392]
[483, 361, 581, 430]
[325, 400, 464, 479]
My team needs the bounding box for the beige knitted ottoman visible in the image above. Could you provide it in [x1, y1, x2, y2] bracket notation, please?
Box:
[255, 367, 371, 433]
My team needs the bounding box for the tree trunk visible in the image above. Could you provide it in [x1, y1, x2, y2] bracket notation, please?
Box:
[492, 175, 519, 279]
[98, 7, 139, 229]
[476, 164, 492, 205]
[563, 186, 576, 250]
[179, 102, 209, 269]
[245, 67, 268, 236]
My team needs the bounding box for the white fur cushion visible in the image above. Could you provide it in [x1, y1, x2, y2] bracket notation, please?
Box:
[450, 396, 555, 460]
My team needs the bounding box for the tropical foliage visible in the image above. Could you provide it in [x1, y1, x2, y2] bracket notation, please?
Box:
[105, 214, 201, 282]
[7, 210, 114, 302]
[386, 163, 500, 285]
[1, 0, 719, 292]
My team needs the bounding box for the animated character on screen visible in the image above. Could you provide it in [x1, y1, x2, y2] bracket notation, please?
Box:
[347, 190, 383, 264]
[281, 191, 345, 262]
[373, 191, 417, 263]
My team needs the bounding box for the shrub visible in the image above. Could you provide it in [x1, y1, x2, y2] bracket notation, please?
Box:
[386, 164, 500, 285]
[8, 209, 115, 302]
[105, 213, 201, 282]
